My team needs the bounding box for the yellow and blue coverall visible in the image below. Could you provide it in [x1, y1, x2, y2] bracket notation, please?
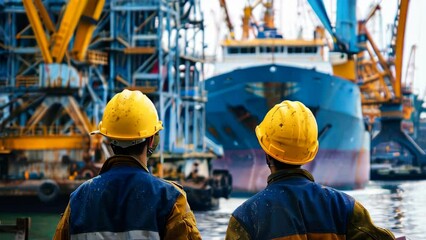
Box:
[226, 168, 395, 240]
[54, 155, 201, 240]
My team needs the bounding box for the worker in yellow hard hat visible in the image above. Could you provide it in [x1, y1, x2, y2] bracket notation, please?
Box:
[54, 89, 201, 240]
[225, 100, 395, 240]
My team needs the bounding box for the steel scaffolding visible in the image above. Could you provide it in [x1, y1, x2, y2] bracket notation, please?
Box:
[0, 0, 213, 172]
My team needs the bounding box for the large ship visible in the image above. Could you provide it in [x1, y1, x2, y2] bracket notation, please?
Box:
[205, 0, 370, 193]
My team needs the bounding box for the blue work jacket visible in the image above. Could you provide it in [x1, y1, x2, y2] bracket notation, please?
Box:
[54, 155, 201, 240]
[226, 168, 395, 240]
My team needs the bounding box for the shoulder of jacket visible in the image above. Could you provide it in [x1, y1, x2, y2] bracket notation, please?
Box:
[167, 180, 189, 198]
[160, 179, 185, 193]
[164, 179, 183, 189]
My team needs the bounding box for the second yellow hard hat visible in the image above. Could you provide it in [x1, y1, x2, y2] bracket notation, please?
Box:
[255, 100, 319, 165]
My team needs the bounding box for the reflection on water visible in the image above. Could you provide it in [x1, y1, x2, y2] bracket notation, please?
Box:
[346, 180, 426, 239]
[195, 198, 246, 240]
[196, 180, 426, 240]
[0, 181, 425, 239]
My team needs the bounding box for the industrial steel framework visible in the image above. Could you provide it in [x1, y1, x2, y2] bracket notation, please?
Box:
[108, 0, 210, 163]
[0, 0, 212, 177]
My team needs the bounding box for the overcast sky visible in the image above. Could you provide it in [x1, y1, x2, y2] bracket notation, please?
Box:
[200, 0, 426, 97]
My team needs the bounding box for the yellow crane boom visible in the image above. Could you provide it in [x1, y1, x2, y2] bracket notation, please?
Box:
[22, 0, 106, 63]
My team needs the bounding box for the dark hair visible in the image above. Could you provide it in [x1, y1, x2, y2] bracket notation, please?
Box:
[266, 154, 301, 170]
[110, 141, 147, 156]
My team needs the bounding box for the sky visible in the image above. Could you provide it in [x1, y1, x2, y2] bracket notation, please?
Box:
[200, 0, 426, 98]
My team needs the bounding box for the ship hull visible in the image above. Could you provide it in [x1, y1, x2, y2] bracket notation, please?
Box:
[206, 64, 370, 193]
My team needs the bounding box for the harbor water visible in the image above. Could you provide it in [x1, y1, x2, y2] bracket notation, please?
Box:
[1, 180, 425, 239]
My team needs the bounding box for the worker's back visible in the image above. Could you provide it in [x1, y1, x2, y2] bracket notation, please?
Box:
[227, 100, 395, 240]
[232, 172, 353, 240]
[70, 159, 180, 239]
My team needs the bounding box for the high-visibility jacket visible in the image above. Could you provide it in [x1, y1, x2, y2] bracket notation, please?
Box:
[226, 168, 395, 240]
[54, 155, 201, 240]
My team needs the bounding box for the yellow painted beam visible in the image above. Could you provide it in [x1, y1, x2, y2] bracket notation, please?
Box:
[51, 0, 89, 63]
[124, 47, 156, 54]
[26, 104, 49, 129]
[22, 0, 52, 63]
[66, 97, 94, 134]
[34, 0, 56, 33]
[129, 86, 158, 94]
[116, 74, 131, 86]
[135, 12, 156, 33]
[15, 24, 34, 39]
[394, 0, 410, 100]
[1, 136, 92, 150]
[365, 30, 393, 80]
[72, 0, 105, 61]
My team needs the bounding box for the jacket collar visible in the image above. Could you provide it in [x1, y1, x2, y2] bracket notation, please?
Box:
[99, 155, 149, 174]
[267, 168, 315, 185]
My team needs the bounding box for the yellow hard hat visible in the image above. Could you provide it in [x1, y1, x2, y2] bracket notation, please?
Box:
[91, 89, 163, 146]
[255, 100, 319, 165]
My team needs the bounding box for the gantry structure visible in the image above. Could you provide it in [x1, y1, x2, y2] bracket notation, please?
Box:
[0, 0, 212, 178]
[309, 0, 426, 175]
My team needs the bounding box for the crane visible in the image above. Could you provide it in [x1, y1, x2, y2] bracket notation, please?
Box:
[309, 0, 426, 178]
[240, 0, 275, 40]
[218, 0, 235, 39]
[307, 0, 410, 117]
[218, 0, 281, 41]
[23, 0, 105, 63]
[357, 0, 410, 106]
[357, 1, 426, 179]
[0, 0, 108, 205]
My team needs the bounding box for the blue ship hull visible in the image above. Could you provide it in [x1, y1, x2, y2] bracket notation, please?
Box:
[206, 64, 370, 193]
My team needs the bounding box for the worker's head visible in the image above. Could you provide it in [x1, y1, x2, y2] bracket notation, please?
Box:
[91, 89, 163, 157]
[255, 100, 318, 169]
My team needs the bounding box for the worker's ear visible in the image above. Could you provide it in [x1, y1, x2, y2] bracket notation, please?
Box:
[147, 132, 160, 157]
